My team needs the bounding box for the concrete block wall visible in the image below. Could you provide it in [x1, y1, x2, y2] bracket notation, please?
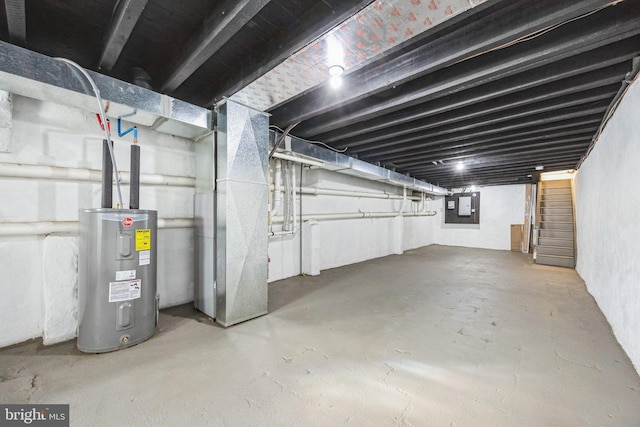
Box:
[267, 170, 527, 282]
[0, 94, 530, 349]
[428, 184, 527, 251]
[575, 76, 640, 373]
[0, 96, 195, 348]
[267, 168, 436, 282]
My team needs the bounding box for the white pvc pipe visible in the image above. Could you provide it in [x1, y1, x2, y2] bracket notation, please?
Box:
[0, 218, 194, 236]
[272, 152, 324, 167]
[271, 159, 282, 217]
[271, 211, 436, 223]
[268, 230, 296, 238]
[292, 161, 297, 233]
[288, 185, 424, 201]
[282, 161, 292, 231]
[397, 187, 407, 213]
[0, 162, 195, 187]
[0, 221, 79, 236]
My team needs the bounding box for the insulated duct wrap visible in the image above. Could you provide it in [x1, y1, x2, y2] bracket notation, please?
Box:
[130, 144, 140, 209]
[101, 139, 113, 208]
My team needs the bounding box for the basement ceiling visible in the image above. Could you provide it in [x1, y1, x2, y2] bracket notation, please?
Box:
[1, 0, 639, 188]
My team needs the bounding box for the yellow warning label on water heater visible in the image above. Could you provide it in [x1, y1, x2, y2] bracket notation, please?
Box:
[135, 229, 151, 251]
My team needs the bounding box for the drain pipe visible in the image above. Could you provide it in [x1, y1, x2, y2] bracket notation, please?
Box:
[397, 187, 407, 214]
[282, 161, 292, 232]
[292, 159, 298, 233]
[271, 211, 436, 223]
[0, 162, 194, 186]
[270, 159, 282, 218]
[0, 218, 194, 236]
[288, 185, 424, 201]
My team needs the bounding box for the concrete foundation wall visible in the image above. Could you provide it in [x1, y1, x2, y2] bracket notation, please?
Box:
[1, 96, 533, 349]
[0, 96, 195, 348]
[267, 168, 436, 282]
[428, 184, 526, 250]
[575, 77, 640, 373]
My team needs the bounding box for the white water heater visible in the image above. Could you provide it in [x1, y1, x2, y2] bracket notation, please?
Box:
[77, 208, 158, 352]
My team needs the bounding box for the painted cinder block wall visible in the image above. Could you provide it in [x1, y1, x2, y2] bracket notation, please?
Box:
[575, 76, 640, 374]
[0, 95, 196, 348]
[1, 94, 531, 350]
[428, 184, 527, 251]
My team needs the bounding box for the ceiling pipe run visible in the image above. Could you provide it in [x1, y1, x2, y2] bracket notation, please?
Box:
[271, 130, 449, 196]
[271, 211, 436, 224]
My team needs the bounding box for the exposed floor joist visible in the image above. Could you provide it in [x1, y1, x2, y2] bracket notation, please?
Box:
[3, 0, 25, 44]
[98, 0, 149, 71]
[1, 0, 638, 188]
[160, 0, 271, 92]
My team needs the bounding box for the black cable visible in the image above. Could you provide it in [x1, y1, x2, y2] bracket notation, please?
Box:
[269, 124, 348, 153]
[268, 121, 301, 159]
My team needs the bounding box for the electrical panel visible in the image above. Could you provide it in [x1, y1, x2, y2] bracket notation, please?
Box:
[445, 192, 480, 224]
[458, 196, 471, 216]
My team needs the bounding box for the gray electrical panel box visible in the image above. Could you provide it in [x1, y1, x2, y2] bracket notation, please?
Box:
[458, 196, 472, 216]
[445, 192, 480, 224]
[78, 208, 158, 353]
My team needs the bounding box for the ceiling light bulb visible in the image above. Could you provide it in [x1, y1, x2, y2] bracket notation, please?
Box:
[456, 161, 465, 171]
[329, 75, 343, 88]
[329, 65, 344, 76]
[535, 165, 544, 171]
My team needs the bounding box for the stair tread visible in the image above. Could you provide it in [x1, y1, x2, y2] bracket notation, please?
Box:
[539, 237, 574, 241]
[540, 221, 574, 224]
[537, 254, 575, 259]
[538, 244, 574, 249]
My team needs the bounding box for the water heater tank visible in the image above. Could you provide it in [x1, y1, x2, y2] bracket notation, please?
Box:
[78, 208, 158, 352]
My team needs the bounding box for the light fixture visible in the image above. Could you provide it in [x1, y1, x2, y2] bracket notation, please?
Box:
[535, 165, 544, 171]
[328, 65, 344, 88]
[432, 161, 438, 165]
[456, 161, 465, 171]
[328, 65, 344, 76]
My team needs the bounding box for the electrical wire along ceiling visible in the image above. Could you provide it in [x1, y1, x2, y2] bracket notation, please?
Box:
[1, 0, 639, 188]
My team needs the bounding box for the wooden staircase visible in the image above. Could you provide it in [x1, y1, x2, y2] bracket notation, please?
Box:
[536, 179, 575, 268]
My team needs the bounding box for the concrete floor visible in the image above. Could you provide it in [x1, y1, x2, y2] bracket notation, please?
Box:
[1, 245, 639, 426]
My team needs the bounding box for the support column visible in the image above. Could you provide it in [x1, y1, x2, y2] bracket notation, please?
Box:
[302, 220, 320, 276]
